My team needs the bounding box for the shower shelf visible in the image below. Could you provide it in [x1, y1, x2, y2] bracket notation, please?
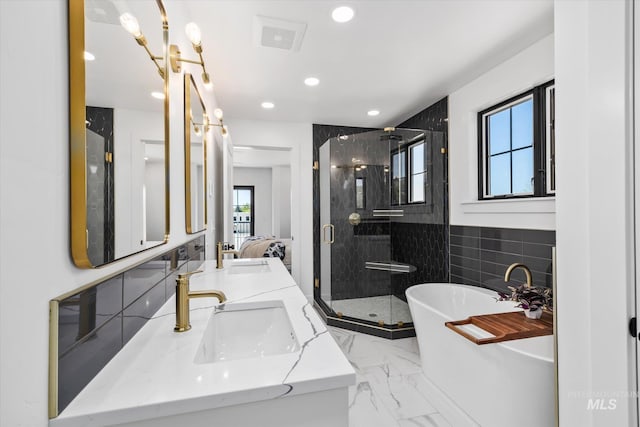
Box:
[364, 261, 417, 274]
[445, 311, 553, 345]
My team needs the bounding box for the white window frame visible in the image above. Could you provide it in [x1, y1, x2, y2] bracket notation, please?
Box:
[408, 141, 426, 203]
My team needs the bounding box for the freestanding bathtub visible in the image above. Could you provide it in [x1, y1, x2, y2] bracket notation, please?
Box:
[406, 283, 554, 427]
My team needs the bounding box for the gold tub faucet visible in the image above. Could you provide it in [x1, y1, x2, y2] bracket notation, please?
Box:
[174, 270, 226, 332]
[216, 241, 240, 269]
[504, 263, 533, 288]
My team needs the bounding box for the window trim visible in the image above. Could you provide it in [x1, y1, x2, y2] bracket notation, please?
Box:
[408, 141, 427, 204]
[477, 79, 555, 200]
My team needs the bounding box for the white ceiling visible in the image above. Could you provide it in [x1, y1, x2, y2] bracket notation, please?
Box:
[184, 0, 554, 128]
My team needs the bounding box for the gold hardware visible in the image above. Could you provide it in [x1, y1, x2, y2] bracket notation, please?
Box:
[348, 212, 361, 225]
[504, 263, 533, 288]
[378, 320, 385, 327]
[336, 311, 343, 318]
[174, 270, 226, 332]
[321, 224, 335, 244]
[440, 147, 447, 154]
[313, 160, 319, 170]
[184, 74, 208, 234]
[383, 127, 395, 132]
[120, 11, 165, 79]
[397, 321, 404, 328]
[104, 152, 113, 163]
[216, 241, 240, 269]
[314, 278, 319, 288]
[48, 300, 59, 419]
[169, 22, 212, 89]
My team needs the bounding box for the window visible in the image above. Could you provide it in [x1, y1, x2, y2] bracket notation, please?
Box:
[355, 177, 365, 209]
[409, 142, 426, 203]
[391, 150, 407, 205]
[232, 186, 254, 248]
[391, 138, 429, 205]
[478, 80, 555, 199]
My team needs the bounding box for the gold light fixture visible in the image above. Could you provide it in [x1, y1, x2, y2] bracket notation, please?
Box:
[170, 22, 212, 89]
[206, 108, 227, 135]
[119, 13, 165, 78]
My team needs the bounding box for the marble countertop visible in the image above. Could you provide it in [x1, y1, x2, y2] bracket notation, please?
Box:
[51, 258, 355, 427]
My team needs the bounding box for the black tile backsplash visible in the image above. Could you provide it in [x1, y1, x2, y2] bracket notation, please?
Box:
[55, 236, 204, 414]
[450, 225, 555, 292]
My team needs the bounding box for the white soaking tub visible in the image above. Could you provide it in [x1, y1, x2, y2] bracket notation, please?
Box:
[406, 283, 554, 427]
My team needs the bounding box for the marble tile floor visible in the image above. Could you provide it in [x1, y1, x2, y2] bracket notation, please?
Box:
[328, 326, 451, 427]
[330, 295, 413, 325]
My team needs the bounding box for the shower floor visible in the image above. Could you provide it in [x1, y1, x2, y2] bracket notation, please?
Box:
[331, 295, 413, 325]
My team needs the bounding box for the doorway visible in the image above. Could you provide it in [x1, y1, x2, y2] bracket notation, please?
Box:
[232, 185, 254, 249]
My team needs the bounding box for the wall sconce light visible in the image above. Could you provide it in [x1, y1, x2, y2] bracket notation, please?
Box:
[119, 13, 165, 79]
[170, 22, 212, 89]
[205, 108, 227, 135]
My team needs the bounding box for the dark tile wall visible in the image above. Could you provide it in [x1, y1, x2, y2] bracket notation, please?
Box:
[86, 106, 115, 264]
[450, 225, 555, 293]
[56, 236, 205, 413]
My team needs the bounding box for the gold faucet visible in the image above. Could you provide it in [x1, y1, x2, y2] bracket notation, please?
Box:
[216, 241, 240, 269]
[174, 270, 226, 332]
[504, 263, 533, 288]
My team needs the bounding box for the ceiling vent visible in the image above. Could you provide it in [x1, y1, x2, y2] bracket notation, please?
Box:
[253, 15, 307, 52]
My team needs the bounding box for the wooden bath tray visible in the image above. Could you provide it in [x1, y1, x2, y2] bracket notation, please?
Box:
[445, 311, 553, 345]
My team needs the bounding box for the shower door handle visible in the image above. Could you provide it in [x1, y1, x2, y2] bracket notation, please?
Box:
[322, 224, 335, 244]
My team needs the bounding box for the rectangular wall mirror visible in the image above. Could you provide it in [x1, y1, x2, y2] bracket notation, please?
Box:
[184, 74, 207, 233]
[69, 0, 169, 268]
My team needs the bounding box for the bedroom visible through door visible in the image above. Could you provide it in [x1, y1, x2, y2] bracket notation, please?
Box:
[233, 185, 254, 249]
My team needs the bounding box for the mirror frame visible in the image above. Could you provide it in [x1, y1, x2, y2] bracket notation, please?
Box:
[69, 0, 170, 268]
[184, 74, 207, 234]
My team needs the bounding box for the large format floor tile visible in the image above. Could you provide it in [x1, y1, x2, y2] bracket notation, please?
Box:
[328, 326, 451, 427]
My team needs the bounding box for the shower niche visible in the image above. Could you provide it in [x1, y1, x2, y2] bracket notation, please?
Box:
[314, 127, 448, 339]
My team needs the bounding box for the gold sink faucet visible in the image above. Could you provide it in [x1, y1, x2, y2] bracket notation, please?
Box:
[174, 270, 226, 332]
[504, 263, 533, 288]
[216, 241, 240, 269]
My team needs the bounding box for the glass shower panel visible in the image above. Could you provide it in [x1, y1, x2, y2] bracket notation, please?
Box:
[318, 128, 440, 328]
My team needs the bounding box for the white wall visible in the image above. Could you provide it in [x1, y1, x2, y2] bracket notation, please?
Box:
[272, 166, 292, 239]
[234, 167, 273, 237]
[225, 119, 313, 299]
[0, 1, 226, 425]
[449, 34, 556, 230]
[555, 0, 637, 425]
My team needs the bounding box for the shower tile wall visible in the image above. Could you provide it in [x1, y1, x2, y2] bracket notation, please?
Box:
[392, 97, 449, 300]
[449, 225, 555, 292]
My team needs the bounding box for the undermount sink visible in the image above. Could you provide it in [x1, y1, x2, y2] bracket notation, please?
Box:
[229, 259, 271, 274]
[194, 300, 300, 364]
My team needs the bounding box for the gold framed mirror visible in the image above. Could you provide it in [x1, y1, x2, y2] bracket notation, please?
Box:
[184, 74, 207, 234]
[69, 0, 169, 268]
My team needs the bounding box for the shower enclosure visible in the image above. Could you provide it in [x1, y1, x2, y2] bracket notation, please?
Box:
[315, 128, 447, 338]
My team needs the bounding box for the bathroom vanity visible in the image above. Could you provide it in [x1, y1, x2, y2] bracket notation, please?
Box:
[50, 258, 354, 427]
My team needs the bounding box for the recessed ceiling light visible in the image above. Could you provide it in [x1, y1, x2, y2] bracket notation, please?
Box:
[332, 6, 354, 23]
[367, 110, 380, 116]
[151, 91, 165, 100]
[84, 51, 95, 61]
[261, 101, 275, 109]
[234, 146, 253, 150]
[304, 77, 320, 87]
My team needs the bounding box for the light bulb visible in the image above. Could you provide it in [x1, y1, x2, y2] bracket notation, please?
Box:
[185, 22, 202, 46]
[151, 91, 165, 100]
[213, 108, 224, 120]
[84, 51, 95, 61]
[120, 13, 142, 38]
